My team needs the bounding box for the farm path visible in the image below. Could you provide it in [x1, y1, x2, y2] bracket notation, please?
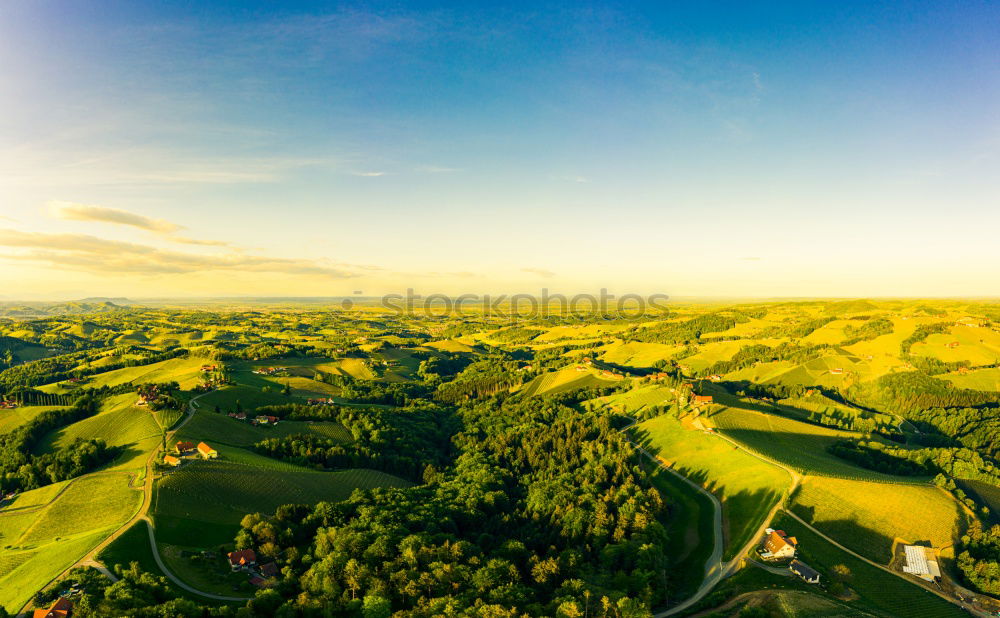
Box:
[746, 558, 792, 577]
[17, 392, 245, 616]
[78, 559, 118, 582]
[141, 519, 250, 602]
[784, 510, 990, 618]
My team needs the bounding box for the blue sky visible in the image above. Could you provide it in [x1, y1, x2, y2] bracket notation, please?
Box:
[0, 1, 998, 298]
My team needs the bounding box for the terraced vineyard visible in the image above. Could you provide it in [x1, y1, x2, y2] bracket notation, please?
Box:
[790, 476, 968, 564]
[590, 384, 675, 414]
[34, 394, 161, 453]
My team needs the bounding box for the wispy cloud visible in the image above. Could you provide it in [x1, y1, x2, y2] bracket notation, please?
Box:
[48, 201, 181, 233]
[0, 228, 366, 278]
[522, 267, 556, 278]
[45, 201, 233, 247]
[350, 171, 386, 177]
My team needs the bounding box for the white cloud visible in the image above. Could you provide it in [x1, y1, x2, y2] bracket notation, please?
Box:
[0, 228, 369, 278]
[47, 201, 181, 233]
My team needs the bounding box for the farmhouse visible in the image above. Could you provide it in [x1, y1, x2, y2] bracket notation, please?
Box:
[789, 559, 820, 584]
[708, 374, 723, 382]
[760, 528, 797, 560]
[829, 368, 844, 375]
[200, 365, 218, 372]
[902, 545, 941, 582]
[692, 395, 713, 406]
[227, 548, 257, 571]
[174, 441, 196, 454]
[197, 442, 218, 459]
[163, 455, 181, 467]
[946, 341, 960, 349]
[33, 597, 73, 618]
[254, 415, 279, 425]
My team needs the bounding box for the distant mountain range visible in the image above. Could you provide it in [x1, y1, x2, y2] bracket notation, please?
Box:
[0, 299, 136, 318]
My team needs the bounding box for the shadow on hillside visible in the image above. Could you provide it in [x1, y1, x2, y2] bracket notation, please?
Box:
[789, 505, 896, 564]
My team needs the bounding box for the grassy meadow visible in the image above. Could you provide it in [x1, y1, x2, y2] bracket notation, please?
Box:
[636, 414, 791, 559]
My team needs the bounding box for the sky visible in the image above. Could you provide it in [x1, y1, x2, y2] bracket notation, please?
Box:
[0, 0, 998, 300]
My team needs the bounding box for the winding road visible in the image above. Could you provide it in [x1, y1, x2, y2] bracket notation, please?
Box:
[628, 415, 990, 618]
[624, 425, 800, 618]
[19, 392, 249, 616]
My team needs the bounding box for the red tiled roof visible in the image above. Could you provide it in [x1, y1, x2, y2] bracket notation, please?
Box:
[228, 548, 257, 566]
[33, 597, 72, 618]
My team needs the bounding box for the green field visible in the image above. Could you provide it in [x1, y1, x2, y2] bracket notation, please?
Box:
[519, 366, 621, 397]
[597, 341, 681, 368]
[790, 476, 967, 564]
[591, 383, 675, 414]
[174, 409, 351, 448]
[38, 356, 211, 395]
[34, 393, 163, 471]
[0, 472, 140, 612]
[709, 405, 905, 481]
[195, 384, 291, 412]
[941, 367, 1000, 392]
[153, 451, 411, 547]
[0, 405, 67, 435]
[637, 414, 791, 559]
[770, 512, 965, 618]
[648, 465, 716, 600]
[912, 326, 1000, 366]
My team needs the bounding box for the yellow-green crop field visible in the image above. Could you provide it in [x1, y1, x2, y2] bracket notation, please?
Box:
[0, 406, 66, 436]
[790, 476, 967, 564]
[519, 367, 620, 397]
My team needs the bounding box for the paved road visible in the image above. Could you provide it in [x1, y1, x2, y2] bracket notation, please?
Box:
[644, 414, 989, 618]
[621, 419, 799, 618]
